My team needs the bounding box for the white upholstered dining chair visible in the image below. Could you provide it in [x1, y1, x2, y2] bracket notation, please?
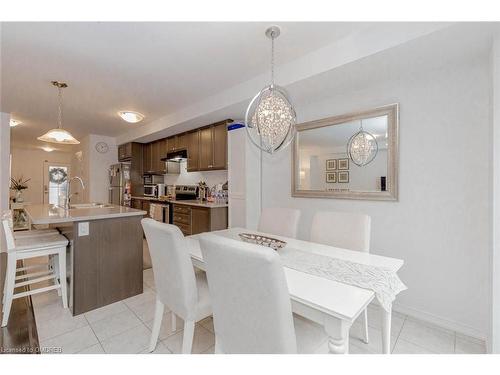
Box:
[141, 218, 212, 353]
[199, 233, 297, 353]
[258, 207, 301, 239]
[2, 218, 69, 327]
[310, 211, 371, 343]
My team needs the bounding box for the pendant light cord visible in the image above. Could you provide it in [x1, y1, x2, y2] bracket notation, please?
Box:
[58, 86, 63, 129]
[271, 34, 275, 86]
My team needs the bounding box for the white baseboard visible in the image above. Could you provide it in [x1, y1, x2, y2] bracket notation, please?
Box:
[392, 302, 487, 342]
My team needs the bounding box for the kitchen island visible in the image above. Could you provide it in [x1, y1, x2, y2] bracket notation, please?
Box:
[24, 204, 147, 315]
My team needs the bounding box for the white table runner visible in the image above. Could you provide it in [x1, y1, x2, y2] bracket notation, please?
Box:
[278, 247, 406, 312]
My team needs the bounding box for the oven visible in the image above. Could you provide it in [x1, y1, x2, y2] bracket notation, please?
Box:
[144, 184, 158, 197]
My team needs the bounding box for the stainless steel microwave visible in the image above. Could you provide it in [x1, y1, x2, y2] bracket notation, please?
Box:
[144, 185, 158, 197]
[143, 175, 164, 185]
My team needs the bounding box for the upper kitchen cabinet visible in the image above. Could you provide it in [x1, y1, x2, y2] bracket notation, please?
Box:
[199, 126, 213, 170]
[176, 133, 188, 150]
[198, 120, 230, 171]
[187, 130, 200, 172]
[166, 136, 176, 153]
[142, 142, 153, 174]
[152, 140, 165, 173]
[118, 143, 133, 161]
[213, 121, 228, 169]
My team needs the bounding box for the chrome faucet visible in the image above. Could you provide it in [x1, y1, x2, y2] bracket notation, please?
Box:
[65, 176, 85, 209]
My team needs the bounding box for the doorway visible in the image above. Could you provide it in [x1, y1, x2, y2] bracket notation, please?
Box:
[43, 162, 71, 205]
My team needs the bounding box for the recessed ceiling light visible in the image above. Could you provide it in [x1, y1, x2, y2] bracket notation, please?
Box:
[41, 146, 54, 152]
[10, 119, 22, 127]
[118, 111, 144, 123]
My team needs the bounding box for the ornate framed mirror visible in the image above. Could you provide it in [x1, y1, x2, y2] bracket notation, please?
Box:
[292, 104, 399, 201]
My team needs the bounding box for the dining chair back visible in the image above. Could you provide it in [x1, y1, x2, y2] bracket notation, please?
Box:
[309, 211, 372, 345]
[141, 218, 198, 320]
[258, 207, 301, 239]
[310, 211, 371, 252]
[200, 233, 297, 354]
[141, 218, 212, 353]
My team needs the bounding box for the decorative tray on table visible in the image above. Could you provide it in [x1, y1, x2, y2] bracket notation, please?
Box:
[238, 233, 287, 251]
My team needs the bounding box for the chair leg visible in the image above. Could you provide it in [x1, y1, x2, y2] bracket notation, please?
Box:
[148, 299, 165, 352]
[362, 308, 369, 344]
[171, 312, 176, 332]
[182, 320, 195, 354]
[51, 255, 61, 296]
[1, 255, 16, 327]
[58, 248, 68, 309]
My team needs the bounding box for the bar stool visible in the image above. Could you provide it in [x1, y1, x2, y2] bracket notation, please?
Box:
[1, 219, 69, 327]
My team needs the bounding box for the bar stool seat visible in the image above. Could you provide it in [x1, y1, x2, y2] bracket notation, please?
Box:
[2, 219, 69, 327]
[13, 234, 69, 252]
[14, 229, 59, 239]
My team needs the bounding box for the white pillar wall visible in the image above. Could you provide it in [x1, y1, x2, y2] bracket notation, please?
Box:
[491, 34, 500, 354]
[0, 112, 11, 252]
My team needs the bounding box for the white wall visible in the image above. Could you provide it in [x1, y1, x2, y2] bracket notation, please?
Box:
[71, 134, 118, 203]
[261, 57, 491, 339]
[0, 113, 10, 212]
[10, 147, 73, 204]
[0, 112, 11, 252]
[491, 34, 500, 353]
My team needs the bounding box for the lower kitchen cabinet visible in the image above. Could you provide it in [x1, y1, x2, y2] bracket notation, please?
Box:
[172, 203, 228, 235]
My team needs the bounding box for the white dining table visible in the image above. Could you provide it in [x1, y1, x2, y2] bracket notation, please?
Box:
[187, 227, 404, 354]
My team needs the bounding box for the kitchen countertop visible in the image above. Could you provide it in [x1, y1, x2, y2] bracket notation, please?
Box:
[131, 196, 228, 208]
[25, 204, 147, 225]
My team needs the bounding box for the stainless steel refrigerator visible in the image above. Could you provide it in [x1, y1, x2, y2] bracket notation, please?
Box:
[108, 163, 131, 206]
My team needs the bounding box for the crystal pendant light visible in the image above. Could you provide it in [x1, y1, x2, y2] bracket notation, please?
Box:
[245, 26, 296, 154]
[347, 119, 378, 166]
[38, 81, 80, 145]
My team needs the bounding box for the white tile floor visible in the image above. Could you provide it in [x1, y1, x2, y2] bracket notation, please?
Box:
[31, 268, 486, 354]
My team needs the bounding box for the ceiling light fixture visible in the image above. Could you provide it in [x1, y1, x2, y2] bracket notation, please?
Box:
[41, 146, 54, 152]
[37, 81, 80, 145]
[10, 119, 22, 127]
[245, 26, 296, 154]
[118, 111, 144, 123]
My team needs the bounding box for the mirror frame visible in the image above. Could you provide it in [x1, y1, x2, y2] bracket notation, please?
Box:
[291, 103, 399, 201]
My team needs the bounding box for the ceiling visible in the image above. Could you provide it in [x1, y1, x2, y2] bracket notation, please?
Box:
[1, 22, 370, 150]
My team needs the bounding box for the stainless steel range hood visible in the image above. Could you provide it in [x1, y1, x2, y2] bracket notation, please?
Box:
[161, 148, 187, 162]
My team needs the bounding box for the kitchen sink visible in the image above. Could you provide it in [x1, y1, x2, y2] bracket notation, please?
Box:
[69, 203, 114, 209]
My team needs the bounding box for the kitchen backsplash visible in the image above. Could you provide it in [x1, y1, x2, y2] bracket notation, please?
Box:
[163, 161, 228, 188]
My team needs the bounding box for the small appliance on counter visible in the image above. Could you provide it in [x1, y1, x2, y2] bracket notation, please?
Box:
[143, 175, 164, 185]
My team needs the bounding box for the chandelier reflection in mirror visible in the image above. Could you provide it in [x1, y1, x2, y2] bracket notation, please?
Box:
[347, 120, 379, 166]
[245, 26, 296, 154]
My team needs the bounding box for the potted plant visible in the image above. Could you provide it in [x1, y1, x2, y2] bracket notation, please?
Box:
[10, 176, 30, 203]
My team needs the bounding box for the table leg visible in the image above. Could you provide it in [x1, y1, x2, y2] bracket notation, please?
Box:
[381, 304, 392, 354]
[324, 317, 351, 354]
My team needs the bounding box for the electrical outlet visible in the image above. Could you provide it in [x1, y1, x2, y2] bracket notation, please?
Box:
[78, 222, 89, 236]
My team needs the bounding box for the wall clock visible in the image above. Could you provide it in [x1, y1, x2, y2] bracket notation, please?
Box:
[95, 141, 109, 154]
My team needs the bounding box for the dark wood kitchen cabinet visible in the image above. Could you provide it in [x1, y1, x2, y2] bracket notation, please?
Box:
[212, 121, 228, 169]
[186, 130, 200, 172]
[118, 143, 133, 161]
[197, 120, 228, 171]
[199, 126, 213, 170]
[166, 136, 176, 153]
[136, 118, 231, 175]
[172, 203, 228, 236]
[143, 142, 153, 173]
